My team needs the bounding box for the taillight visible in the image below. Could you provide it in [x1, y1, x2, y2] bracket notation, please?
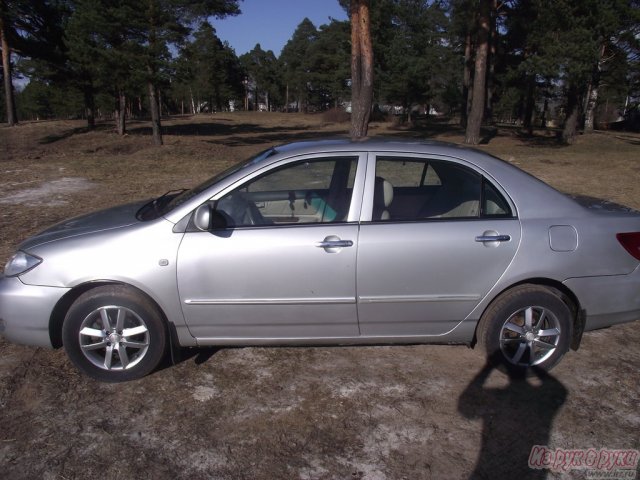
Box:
[617, 232, 640, 261]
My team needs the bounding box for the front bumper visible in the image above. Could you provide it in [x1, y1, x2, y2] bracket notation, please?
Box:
[564, 264, 640, 332]
[0, 275, 70, 348]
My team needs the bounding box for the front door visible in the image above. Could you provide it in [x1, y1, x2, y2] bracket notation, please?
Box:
[176, 155, 363, 341]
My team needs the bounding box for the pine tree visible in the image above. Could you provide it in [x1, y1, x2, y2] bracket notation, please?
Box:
[0, 0, 64, 125]
[306, 20, 351, 110]
[240, 43, 281, 111]
[280, 18, 318, 112]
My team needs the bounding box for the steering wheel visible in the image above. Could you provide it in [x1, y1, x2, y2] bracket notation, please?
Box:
[242, 196, 266, 225]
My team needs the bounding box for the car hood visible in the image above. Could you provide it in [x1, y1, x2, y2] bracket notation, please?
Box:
[19, 200, 147, 250]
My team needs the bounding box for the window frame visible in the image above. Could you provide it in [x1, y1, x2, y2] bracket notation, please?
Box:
[361, 152, 517, 223]
[207, 152, 368, 229]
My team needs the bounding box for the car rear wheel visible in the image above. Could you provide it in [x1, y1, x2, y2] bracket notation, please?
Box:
[62, 285, 167, 382]
[477, 285, 572, 373]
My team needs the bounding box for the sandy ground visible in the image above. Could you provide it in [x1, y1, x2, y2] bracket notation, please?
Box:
[0, 114, 638, 479]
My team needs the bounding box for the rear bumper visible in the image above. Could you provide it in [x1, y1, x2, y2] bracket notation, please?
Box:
[0, 275, 69, 348]
[564, 266, 640, 331]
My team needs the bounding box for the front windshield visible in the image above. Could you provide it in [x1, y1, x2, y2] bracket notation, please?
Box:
[138, 147, 277, 220]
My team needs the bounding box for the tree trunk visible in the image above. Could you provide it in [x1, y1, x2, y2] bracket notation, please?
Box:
[215, 87, 222, 112]
[285, 83, 289, 113]
[146, 1, 162, 145]
[349, 0, 374, 139]
[523, 75, 536, 135]
[461, 28, 472, 127]
[253, 85, 258, 111]
[540, 98, 548, 128]
[83, 85, 95, 129]
[484, 0, 498, 123]
[464, 0, 490, 145]
[584, 44, 606, 133]
[562, 84, 580, 145]
[147, 79, 163, 145]
[115, 90, 126, 135]
[0, 1, 17, 126]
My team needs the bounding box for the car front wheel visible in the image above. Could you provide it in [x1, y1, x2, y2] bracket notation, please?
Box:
[477, 285, 572, 373]
[62, 285, 167, 382]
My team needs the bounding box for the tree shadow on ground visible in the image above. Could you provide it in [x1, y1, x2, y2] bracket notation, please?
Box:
[38, 123, 112, 145]
[510, 128, 568, 148]
[208, 130, 351, 146]
[391, 116, 466, 139]
[388, 117, 565, 148]
[458, 355, 567, 479]
[127, 121, 316, 142]
[604, 132, 640, 146]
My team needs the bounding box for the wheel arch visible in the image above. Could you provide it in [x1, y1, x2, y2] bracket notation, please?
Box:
[49, 281, 173, 349]
[475, 277, 585, 350]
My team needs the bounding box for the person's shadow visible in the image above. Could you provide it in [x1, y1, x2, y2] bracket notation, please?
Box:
[458, 354, 568, 479]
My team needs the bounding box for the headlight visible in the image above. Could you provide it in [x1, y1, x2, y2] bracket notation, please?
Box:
[4, 251, 42, 277]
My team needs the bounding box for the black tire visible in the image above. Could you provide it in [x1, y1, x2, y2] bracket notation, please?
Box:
[477, 285, 572, 374]
[62, 285, 167, 382]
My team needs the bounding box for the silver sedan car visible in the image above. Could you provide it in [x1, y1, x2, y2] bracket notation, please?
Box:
[1, 139, 639, 381]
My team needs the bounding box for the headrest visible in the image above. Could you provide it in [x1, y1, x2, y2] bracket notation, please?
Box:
[374, 176, 394, 208]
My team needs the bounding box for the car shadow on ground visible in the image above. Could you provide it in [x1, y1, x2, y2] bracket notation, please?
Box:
[155, 345, 222, 373]
[458, 355, 567, 479]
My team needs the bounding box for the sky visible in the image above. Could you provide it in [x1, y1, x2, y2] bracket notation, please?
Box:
[211, 0, 348, 57]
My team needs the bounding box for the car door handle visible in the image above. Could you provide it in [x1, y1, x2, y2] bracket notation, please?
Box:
[475, 234, 511, 242]
[316, 239, 354, 248]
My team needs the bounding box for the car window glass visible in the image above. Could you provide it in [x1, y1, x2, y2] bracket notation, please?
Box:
[374, 157, 483, 221]
[423, 164, 441, 186]
[375, 160, 425, 187]
[217, 157, 358, 227]
[248, 161, 334, 191]
[483, 179, 512, 216]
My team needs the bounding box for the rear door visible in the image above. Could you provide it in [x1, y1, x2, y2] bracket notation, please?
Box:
[356, 154, 521, 337]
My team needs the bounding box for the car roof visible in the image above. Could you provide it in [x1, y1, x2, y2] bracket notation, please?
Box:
[269, 137, 589, 219]
[272, 137, 460, 154]
[269, 137, 513, 173]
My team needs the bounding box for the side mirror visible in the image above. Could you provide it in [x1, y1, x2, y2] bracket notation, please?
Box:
[193, 203, 227, 231]
[193, 204, 211, 231]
